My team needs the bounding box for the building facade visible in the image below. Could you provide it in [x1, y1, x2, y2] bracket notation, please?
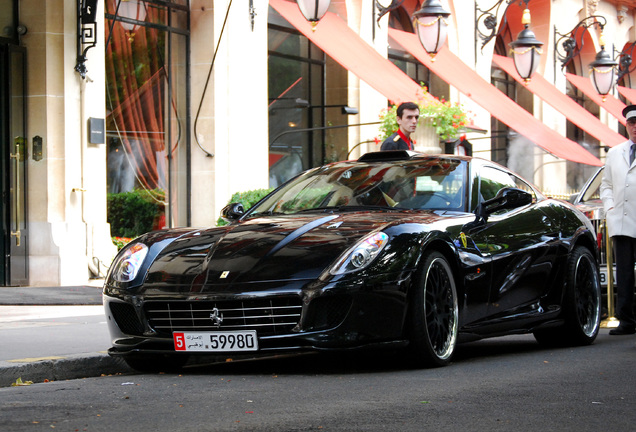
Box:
[0, 0, 634, 286]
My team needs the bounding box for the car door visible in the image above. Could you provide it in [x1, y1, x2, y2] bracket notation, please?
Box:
[472, 166, 560, 320]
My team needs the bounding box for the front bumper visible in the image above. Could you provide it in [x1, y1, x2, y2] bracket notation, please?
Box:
[103, 275, 412, 357]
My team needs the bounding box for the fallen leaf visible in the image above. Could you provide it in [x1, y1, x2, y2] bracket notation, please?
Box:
[11, 377, 33, 386]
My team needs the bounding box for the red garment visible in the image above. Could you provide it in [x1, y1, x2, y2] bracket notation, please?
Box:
[397, 130, 413, 150]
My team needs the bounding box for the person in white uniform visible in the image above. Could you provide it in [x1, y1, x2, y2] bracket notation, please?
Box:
[600, 104, 636, 335]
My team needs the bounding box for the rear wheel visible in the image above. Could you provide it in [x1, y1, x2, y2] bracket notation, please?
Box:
[534, 246, 601, 346]
[408, 251, 458, 367]
[122, 353, 190, 373]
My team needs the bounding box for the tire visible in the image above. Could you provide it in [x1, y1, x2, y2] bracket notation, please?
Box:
[534, 246, 601, 347]
[123, 353, 190, 373]
[408, 251, 459, 367]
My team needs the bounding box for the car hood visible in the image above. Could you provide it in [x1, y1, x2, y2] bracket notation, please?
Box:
[143, 212, 438, 289]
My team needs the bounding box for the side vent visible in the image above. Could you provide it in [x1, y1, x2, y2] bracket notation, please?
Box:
[109, 302, 145, 335]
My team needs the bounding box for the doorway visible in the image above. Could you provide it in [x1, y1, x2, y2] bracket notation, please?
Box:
[0, 43, 28, 286]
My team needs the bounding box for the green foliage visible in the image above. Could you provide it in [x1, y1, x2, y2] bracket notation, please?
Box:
[216, 188, 274, 226]
[378, 84, 469, 142]
[108, 189, 165, 238]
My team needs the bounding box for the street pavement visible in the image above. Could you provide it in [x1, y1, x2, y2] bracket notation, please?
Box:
[0, 282, 132, 387]
[0, 282, 627, 389]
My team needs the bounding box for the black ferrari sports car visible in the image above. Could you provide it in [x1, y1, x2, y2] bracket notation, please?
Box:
[104, 151, 602, 371]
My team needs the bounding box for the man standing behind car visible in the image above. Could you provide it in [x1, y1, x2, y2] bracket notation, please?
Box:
[600, 104, 636, 335]
[381, 102, 419, 151]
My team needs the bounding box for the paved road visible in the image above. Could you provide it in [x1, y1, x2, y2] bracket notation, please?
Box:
[1, 332, 634, 431]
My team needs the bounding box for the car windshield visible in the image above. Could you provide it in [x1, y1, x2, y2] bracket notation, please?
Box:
[248, 158, 467, 215]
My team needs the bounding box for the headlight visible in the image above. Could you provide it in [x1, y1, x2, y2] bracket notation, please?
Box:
[110, 243, 149, 283]
[329, 232, 389, 275]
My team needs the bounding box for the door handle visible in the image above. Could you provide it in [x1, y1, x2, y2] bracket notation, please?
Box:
[10, 137, 23, 247]
[11, 230, 21, 247]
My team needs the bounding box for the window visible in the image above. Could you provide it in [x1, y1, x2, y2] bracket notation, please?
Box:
[105, 0, 190, 227]
[268, 21, 325, 188]
[477, 166, 535, 213]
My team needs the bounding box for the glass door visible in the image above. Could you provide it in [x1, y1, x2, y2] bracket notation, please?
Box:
[0, 44, 28, 286]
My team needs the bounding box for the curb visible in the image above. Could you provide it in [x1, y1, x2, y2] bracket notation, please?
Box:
[0, 353, 133, 388]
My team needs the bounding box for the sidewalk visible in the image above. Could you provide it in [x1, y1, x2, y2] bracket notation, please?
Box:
[0, 282, 132, 387]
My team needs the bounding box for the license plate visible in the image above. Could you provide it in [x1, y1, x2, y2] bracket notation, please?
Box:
[599, 266, 616, 287]
[173, 331, 258, 352]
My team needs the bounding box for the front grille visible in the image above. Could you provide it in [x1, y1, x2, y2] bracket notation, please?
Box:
[145, 298, 302, 337]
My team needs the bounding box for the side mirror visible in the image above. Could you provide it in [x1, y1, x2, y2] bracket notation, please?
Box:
[479, 187, 532, 218]
[463, 187, 532, 233]
[220, 202, 245, 223]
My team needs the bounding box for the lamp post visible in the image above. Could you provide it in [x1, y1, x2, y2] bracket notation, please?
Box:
[509, 7, 543, 83]
[412, 0, 451, 59]
[296, 0, 331, 31]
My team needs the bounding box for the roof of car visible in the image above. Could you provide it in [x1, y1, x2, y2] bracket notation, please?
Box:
[357, 151, 472, 163]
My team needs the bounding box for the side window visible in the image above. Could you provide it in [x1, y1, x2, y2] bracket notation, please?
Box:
[479, 167, 516, 202]
[511, 175, 537, 203]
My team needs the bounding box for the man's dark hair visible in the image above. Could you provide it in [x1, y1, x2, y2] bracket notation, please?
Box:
[396, 101, 419, 118]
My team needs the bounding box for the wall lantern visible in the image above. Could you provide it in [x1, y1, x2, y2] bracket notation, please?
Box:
[555, 15, 617, 99]
[412, 0, 451, 59]
[296, 0, 331, 31]
[589, 34, 618, 100]
[117, 0, 147, 33]
[509, 7, 543, 83]
[475, 0, 543, 83]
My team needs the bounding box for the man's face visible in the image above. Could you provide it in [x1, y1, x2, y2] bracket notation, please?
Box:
[627, 118, 636, 142]
[397, 108, 420, 136]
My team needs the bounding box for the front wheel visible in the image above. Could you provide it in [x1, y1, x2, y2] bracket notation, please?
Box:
[534, 246, 601, 347]
[408, 251, 459, 367]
